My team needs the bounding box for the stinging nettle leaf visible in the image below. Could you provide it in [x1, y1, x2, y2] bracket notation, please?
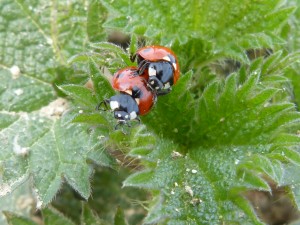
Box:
[42, 207, 75, 225]
[0, 112, 114, 208]
[3, 211, 39, 225]
[89, 42, 133, 66]
[58, 84, 97, 107]
[100, 0, 293, 65]
[72, 113, 109, 126]
[0, 68, 55, 112]
[88, 58, 115, 101]
[81, 203, 107, 225]
[114, 207, 128, 225]
[123, 59, 300, 223]
[0, 180, 34, 225]
[29, 119, 93, 205]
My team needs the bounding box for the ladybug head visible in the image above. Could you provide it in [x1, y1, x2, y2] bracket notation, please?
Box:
[107, 94, 140, 121]
[146, 61, 174, 95]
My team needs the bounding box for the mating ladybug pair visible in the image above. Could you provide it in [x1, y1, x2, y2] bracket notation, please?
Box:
[98, 45, 180, 127]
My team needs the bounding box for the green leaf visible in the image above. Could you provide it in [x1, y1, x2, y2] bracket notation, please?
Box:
[81, 203, 107, 225]
[0, 65, 55, 112]
[124, 170, 156, 189]
[42, 207, 75, 225]
[231, 195, 264, 225]
[0, 112, 114, 207]
[100, 0, 293, 65]
[128, 34, 138, 57]
[72, 113, 109, 126]
[0, 180, 34, 225]
[3, 211, 38, 225]
[271, 147, 300, 166]
[237, 169, 271, 191]
[124, 62, 300, 223]
[29, 118, 92, 204]
[58, 85, 97, 107]
[0, 0, 92, 112]
[125, 141, 265, 224]
[88, 58, 115, 101]
[89, 42, 133, 66]
[282, 163, 300, 208]
[114, 207, 128, 225]
[50, 168, 147, 225]
[142, 71, 195, 145]
[87, 0, 107, 42]
[128, 125, 157, 159]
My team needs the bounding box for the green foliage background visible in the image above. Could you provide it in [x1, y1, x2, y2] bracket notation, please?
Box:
[1, 0, 300, 224]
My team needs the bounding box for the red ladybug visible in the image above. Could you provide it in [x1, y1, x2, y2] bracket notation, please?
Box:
[133, 45, 180, 95]
[97, 67, 156, 127]
[100, 93, 140, 124]
[112, 66, 156, 115]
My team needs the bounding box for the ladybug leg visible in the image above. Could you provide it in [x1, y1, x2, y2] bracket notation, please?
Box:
[132, 86, 142, 98]
[130, 53, 136, 62]
[96, 99, 109, 111]
[148, 76, 164, 91]
[114, 119, 133, 130]
[156, 88, 172, 96]
[115, 121, 125, 130]
[135, 116, 141, 124]
[137, 60, 150, 76]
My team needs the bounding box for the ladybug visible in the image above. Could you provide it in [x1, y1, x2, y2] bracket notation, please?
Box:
[97, 67, 156, 127]
[133, 45, 180, 95]
[99, 93, 140, 123]
[112, 66, 156, 115]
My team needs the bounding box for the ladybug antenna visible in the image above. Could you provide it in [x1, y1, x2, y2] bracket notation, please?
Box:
[114, 120, 131, 130]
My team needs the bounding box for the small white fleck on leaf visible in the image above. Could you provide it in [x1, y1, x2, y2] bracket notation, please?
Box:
[46, 37, 53, 45]
[0, 184, 12, 196]
[13, 136, 29, 156]
[10, 65, 21, 79]
[185, 185, 194, 197]
[14, 89, 24, 96]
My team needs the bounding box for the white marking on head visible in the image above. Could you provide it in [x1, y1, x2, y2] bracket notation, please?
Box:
[150, 80, 155, 85]
[148, 66, 156, 76]
[125, 115, 129, 119]
[110, 101, 119, 110]
[135, 98, 140, 105]
[163, 56, 171, 62]
[164, 82, 171, 89]
[124, 89, 132, 95]
[172, 62, 177, 70]
[130, 111, 137, 120]
[117, 114, 122, 118]
[155, 86, 160, 90]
